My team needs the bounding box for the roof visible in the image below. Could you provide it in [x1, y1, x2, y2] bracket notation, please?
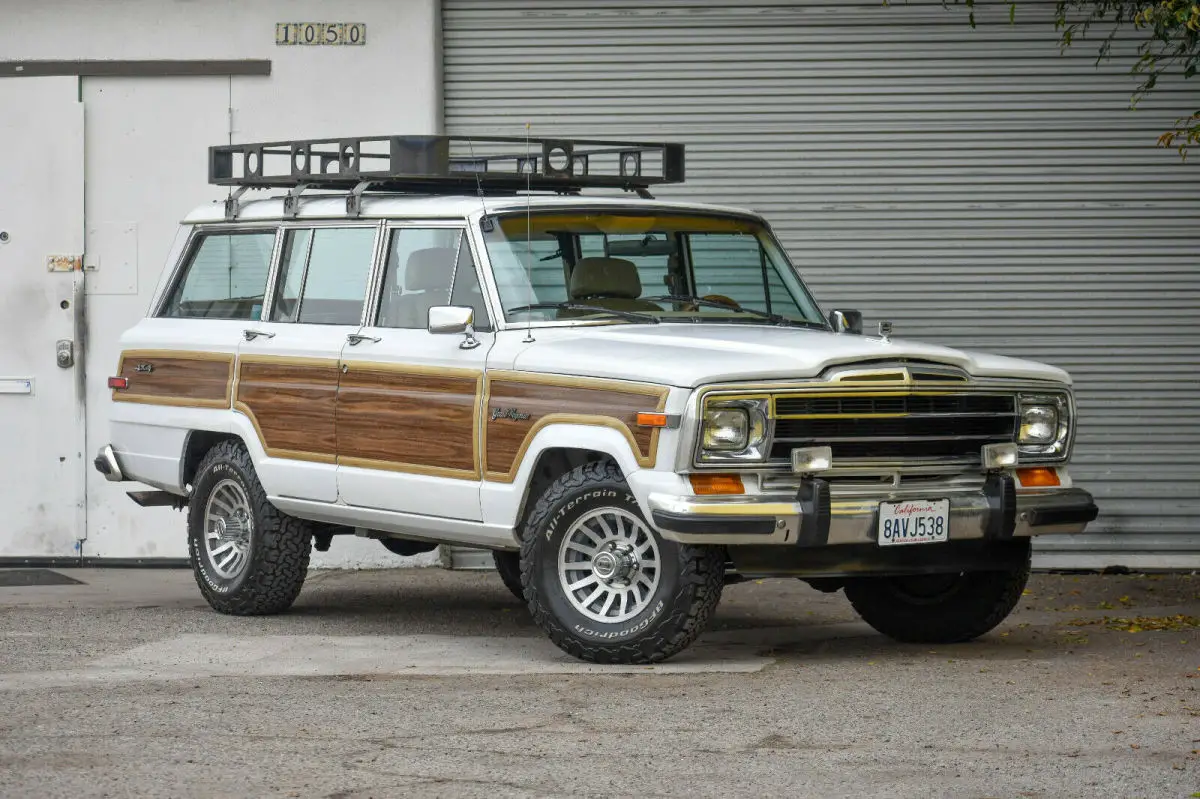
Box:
[181, 192, 761, 224]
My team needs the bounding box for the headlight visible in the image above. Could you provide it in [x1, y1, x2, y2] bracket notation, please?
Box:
[1019, 405, 1058, 444]
[703, 408, 749, 450]
[1017, 393, 1072, 461]
[697, 398, 770, 462]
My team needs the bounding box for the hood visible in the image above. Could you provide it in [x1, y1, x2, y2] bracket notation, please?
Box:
[510, 323, 1070, 388]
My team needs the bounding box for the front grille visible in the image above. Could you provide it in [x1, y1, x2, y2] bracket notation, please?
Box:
[769, 392, 1016, 464]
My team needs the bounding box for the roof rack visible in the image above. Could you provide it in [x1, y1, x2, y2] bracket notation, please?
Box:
[209, 134, 685, 218]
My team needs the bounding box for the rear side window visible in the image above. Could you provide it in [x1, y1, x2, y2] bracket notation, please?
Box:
[270, 227, 377, 325]
[161, 230, 276, 320]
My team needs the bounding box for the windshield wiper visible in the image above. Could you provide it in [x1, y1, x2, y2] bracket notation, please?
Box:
[642, 295, 827, 329]
[505, 302, 661, 325]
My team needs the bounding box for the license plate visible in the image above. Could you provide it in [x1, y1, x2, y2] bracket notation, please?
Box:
[878, 499, 950, 546]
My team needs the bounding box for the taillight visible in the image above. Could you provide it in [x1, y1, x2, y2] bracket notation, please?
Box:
[108, 377, 129, 390]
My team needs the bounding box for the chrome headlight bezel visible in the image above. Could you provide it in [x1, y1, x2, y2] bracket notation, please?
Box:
[1017, 392, 1073, 462]
[696, 397, 771, 463]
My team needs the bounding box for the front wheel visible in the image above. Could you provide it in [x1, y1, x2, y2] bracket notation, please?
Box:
[520, 461, 724, 664]
[843, 543, 1031, 644]
[188, 440, 312, 615]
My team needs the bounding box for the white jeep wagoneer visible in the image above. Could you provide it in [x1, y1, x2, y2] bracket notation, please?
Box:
[95, 135, 1097, 663]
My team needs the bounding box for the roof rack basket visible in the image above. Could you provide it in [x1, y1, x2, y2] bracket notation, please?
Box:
[208, 135, 685, 197]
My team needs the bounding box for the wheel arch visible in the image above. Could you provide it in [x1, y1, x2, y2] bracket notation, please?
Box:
[497, 422, 645, 536]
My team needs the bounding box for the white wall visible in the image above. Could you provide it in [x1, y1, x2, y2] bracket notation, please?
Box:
[2, 0, 441, 566]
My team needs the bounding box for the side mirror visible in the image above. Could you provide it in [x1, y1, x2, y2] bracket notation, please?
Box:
[428, 305, 474, 335]
[428, 305, 481, 350]
[828, 309, 863, 335]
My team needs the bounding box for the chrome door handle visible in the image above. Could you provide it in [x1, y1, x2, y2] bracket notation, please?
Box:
[346, 333, 381, 346]
[243, 329, 275, 341]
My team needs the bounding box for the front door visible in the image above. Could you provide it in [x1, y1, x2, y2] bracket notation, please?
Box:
[336, 224, 494, 520]
[0, 77, 86, 557]
[235, 223, 382, 503]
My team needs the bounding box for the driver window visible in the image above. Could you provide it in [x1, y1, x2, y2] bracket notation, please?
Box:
[376, 228, 461, 329]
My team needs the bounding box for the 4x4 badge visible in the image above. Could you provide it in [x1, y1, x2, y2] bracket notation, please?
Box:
[134, 363, 154, 373]
[490, 407, 530, 422]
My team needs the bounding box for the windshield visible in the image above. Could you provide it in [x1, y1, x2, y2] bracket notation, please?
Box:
[481, 211, 826, 326]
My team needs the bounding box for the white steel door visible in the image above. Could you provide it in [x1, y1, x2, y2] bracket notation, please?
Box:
[0, 77, 86, 558]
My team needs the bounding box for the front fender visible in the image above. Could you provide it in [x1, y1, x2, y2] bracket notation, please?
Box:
[480, 422, 651, 533]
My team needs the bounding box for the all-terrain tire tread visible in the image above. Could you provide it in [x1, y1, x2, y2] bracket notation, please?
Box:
[519, 460, 724, 664]
[189, 440, 311, 616]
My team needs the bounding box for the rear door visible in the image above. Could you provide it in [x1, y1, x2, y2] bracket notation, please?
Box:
[0, 77, 86, 558]
[336, 223, 494, 520]
[235, 223, 382, 502]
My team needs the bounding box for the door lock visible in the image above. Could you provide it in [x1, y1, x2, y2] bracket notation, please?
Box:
[56, 339, 74, 368]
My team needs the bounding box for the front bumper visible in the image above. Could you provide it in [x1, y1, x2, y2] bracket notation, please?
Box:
[648, 480, 1097, 547]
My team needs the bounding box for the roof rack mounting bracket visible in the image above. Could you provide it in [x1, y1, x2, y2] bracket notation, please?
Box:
[346, 181, 373, 219]
[223, 186, 249, 221]
[634, 187, 655, 200]
[282, 183, 308, 220]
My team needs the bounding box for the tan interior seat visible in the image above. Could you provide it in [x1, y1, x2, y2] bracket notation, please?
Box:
[565, 256, 662, 314]
[379, 247, 456, 328]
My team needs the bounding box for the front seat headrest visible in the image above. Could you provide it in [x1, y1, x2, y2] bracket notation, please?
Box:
[569, 257, 642, 300]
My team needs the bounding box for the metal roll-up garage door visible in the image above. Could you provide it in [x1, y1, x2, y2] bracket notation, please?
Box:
[443, 0, 1200, 570]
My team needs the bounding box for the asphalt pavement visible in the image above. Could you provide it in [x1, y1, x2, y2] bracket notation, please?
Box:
[0, 565, 1196, 798]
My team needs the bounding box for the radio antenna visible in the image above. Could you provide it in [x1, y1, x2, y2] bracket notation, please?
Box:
[522, 122, 535, 343]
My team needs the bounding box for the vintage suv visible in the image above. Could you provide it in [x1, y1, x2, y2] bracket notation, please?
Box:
[95, 135, 1097, 664]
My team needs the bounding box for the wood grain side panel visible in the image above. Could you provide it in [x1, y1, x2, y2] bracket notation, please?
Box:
[112, 350, 233, 408]
[235, 358, 339, 461]
[484, 377, 668, 480]
[337, 365, 480, 476]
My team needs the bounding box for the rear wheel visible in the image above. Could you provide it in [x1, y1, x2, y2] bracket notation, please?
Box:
[492, 550, 525, 600]
[520, 461, 724, 664]
[843, 542, 1031, 644]
[188, 440, 312, 615]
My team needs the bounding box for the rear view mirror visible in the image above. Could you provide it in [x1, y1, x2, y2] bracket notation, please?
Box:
[606, 238, 676, 257]
[829, 309, 863, 335]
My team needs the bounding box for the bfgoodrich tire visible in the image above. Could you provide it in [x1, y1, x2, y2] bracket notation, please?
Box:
[520, 461, 724, 664]
[188, 440, 312, 615]
[843, 540, 1031, 644]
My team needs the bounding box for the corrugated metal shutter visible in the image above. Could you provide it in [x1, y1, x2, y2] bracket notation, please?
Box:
[443, 0, 1200, 569]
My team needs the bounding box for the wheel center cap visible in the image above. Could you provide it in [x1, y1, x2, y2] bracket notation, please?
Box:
[593, 544, 637, 584]
[214, 518, 227, 538]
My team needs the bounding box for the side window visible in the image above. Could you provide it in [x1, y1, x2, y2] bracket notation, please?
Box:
[270, 227, 376, 325]
[376, 228, 461, 329]
[688, 233, 804, 316]
[449, 241, 492, 332]
[270, 229, 311, 323]
[161, 230, 276, 320]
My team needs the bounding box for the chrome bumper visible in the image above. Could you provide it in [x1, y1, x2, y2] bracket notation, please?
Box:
[648, 484, 1097, 546]
[93, 445, 125, 482]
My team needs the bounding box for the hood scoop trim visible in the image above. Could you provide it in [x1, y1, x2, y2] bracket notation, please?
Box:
[825, 361, 970, 385]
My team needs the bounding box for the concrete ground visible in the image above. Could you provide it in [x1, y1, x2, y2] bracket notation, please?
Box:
[0, 566, 1196, 799]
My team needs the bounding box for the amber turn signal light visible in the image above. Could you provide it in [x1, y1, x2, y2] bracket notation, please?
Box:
[689, 473, 745, 495]
[108, 377, 129, 390]
[635, 412, 668, 428]
[1016, 467, 1061, 488]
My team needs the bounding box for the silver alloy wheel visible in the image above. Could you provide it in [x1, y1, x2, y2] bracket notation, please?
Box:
[558, 507, 661, 624]
[203, 478, 253, 579]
